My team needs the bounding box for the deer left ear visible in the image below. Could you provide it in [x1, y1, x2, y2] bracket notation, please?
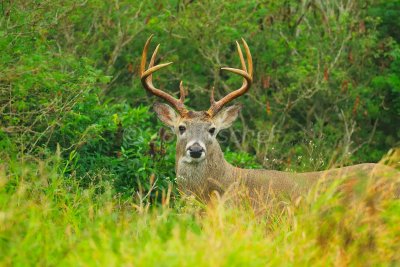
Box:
[153, 102, 179, 127]
[213, 104, 241, 130]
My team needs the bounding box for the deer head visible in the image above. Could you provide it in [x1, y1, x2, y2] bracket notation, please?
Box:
[140, 35, 252, 165]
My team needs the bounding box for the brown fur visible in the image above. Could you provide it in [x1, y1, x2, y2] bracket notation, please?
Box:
[153, 103, 400, 202]
[177, 143, 398, 201]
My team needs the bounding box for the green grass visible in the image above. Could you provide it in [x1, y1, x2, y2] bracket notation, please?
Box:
[1, 158, 399, 267]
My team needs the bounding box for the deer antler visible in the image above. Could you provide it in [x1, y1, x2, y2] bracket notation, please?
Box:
[207, 39, 253, 117]
[140, 35, 188, 116]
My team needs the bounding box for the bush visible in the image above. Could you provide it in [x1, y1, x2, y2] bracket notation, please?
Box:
[1, 0, 399, 198]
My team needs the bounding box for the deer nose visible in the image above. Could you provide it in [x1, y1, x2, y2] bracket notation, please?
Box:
[188, 143, 204, 158]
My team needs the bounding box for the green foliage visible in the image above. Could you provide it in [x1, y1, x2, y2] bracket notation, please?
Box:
[60, 103, 176, 197]
[369, 0, 400, 42]
[224, 148, 262, 169]
[1, 0, 400, 194]
[1, 1, 400, 264]
[0, 159, 399, 266]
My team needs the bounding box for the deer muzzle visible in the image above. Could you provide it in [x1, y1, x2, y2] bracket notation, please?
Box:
[186, 142, 206, 160]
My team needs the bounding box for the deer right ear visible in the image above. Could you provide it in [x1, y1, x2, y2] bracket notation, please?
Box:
[213, 104, 241, 130]
[153, 103, 179, 127]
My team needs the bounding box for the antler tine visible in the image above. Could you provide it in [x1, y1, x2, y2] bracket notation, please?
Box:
[140, 35, 188, 116]
[236, 41, 247, 73]
[242, 38, 253, 77]
[207, 39, 253, 117]
[149, 43, 160, 69]
[179, 81, 186, 102]
[210, 86, 216, 105]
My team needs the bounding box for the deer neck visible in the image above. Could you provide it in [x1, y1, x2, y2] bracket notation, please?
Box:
[175, 143, 234, 198]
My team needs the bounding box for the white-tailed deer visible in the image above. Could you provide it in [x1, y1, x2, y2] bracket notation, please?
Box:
[140, 35, 399, 201]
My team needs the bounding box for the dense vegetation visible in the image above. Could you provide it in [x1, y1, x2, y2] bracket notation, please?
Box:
[1, 0, 399, 266]
[1, 158, 399, 266]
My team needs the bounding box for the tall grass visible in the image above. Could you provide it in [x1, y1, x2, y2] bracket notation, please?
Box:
[0, 157, 399, 266]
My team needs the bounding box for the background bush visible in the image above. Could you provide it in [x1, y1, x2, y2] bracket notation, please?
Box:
[1, 0, 399, 199]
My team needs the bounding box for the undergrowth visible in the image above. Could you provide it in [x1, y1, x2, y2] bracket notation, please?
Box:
[1, 157, 399, 266]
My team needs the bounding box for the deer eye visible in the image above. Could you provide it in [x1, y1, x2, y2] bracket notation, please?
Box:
[208, 127, 216, 135]
[178, 125, 186, 134]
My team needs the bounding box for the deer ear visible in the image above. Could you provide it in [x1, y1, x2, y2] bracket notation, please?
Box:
[213, 104, 241, 130]
[153, 103, 179, 127]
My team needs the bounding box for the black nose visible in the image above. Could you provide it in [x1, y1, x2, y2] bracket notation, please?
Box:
[188, 143, 204, 158]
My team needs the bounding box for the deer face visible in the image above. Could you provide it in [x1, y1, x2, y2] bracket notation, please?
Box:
[153, 103, 241, 163]
[139, 35, 252, 164]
